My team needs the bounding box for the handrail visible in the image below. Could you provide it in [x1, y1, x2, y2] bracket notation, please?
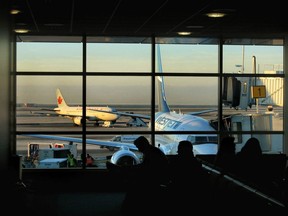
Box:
[202, 163, 286, 208]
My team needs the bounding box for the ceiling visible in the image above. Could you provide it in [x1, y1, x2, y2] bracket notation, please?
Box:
[10, 0, 288, 42]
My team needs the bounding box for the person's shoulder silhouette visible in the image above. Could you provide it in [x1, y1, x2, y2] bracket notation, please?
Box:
[171, 140, 206, 182]
[134, 136, 168, 171]
[169, 140, 211, 213]
[214, 136, 236, 173]
[176, 140, 202, 169]
[238, 137, 262, 158]
[119, 136, 169, 215]
[218, 136, 236, 154]
[235, 137, 265, 186]
[133, 135, 150, 152]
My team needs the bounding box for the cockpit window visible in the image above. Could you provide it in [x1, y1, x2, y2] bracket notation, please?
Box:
[187, 135, 218, 144]
[195, 136, 208, 143]
[208, 136, 218, 143]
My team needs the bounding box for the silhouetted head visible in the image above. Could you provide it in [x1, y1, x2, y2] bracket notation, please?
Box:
[177, 140, 193, 156]
[219, 136, 235, 154]
[241, 137, 262, 157]
[134, 136, 150, 152]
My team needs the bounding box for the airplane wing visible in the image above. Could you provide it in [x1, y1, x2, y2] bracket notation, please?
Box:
[31, 110, 85, 118]
[31, 110, 61, 117]
[89, 109, 151, 120]
[24, 134, 139, 151]
[106, 108, 216, 119]
[186, 109, 217, 115]
[32, 108, 150, 120]
[32, 108, 214, 122]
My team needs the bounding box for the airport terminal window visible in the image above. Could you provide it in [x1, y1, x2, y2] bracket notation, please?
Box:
[153, 43, 218, 73]
[223, 44, 283, 74]
[16, 36, 284, 170]
[222, 43, 284, 153]
[87, 43, 151, 72]
[17, 42, 82, 72]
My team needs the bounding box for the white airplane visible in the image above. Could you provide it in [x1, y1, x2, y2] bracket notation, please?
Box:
[34, 88, 149, 128]
[25, 44, 218, 166]
[55, 88, 119, 127]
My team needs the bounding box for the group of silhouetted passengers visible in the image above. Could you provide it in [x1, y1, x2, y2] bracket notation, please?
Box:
[107, 136, 287, 215]
[214, 136, 275, 189]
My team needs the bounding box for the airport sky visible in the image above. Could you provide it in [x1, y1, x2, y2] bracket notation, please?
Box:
[16, 43, 283, 105]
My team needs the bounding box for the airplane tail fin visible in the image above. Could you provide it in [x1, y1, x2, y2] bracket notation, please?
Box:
[156, 44, 170, 113]
[56, 88, 69, 109]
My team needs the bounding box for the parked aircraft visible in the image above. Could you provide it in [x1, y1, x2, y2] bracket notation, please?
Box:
[25, 44, 219, 166]
[33, 88, 149, 128]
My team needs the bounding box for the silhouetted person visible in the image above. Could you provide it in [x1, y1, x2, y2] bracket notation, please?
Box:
[235, 137, 266, 188]
[106, 136, 169, 215]
[86, 153, 94, 167]
[214, 136, 236, 174]
[169, 140, 211, 213]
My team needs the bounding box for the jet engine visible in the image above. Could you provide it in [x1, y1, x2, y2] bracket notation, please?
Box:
[72, 117, 82, 126]
[110, 146, 141, 166]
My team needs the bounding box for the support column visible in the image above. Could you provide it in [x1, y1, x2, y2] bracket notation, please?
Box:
[283, 36, 288, 158]
[0, 0, 12, 169]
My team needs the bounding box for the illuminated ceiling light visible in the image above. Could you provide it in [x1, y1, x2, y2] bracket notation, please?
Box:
[10, 9, 21, 15]
[14, 28, 30, 33]
[177, 32, 192, 36]
[206, 12, 226, 18]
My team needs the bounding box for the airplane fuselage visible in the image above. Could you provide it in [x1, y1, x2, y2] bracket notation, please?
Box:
[55, 88, 121, 127]
[55, 106, 119, 124]
[154, 111, 217, 154]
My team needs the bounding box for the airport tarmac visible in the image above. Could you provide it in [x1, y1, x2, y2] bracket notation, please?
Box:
[16, 104, 284, 168]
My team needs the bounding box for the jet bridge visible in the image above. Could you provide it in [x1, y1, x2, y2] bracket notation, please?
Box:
[230, 112, 275, 152]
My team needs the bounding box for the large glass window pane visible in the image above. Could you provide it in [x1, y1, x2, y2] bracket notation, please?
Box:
[223, 45, 283, 74]
[156, 43, 218, 73]
[156, 76, 218, 107]
[18, 133, 147, 169]
[87, 42, 151, 72]
[18, 133, 83, 169]
[86, 76, 151, 130]
[231, 133, 284, 154]
[221, 76, 283, 130]
[17, 42, 82, 72]
[154, 76, 218, 155]
[17, 76, 83, 131]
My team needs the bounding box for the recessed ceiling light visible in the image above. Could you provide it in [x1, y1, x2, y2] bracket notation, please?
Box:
[177, 32, 192, 36]
[14, 29, 30, 33]
[206, 12, 226, 18]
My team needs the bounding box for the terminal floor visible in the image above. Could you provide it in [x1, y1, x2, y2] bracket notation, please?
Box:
[3, 168, 287, 215]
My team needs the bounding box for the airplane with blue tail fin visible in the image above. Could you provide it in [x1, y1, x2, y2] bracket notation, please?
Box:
[25, 44, 218, 166]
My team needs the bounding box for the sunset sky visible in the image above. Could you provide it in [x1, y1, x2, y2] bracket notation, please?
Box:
[16, 43, 283, 105]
